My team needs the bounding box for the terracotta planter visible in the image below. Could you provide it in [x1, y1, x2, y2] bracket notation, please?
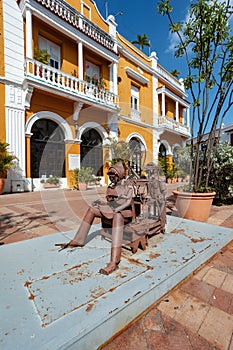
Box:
[173, 190, 216, 222]
[43, 183, 60, 189]
[0, 178, 5, 194]
[78, 182, 87, 191]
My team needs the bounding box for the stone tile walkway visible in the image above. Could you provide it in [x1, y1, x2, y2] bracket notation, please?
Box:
[0, 186, 232, 349]
[101, 229, 233, 350]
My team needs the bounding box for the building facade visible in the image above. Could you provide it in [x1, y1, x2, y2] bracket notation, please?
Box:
[0, 0, 190, 192]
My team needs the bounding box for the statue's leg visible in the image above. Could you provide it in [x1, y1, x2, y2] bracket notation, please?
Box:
[99, 212, 124, 275]
[69, 206, 101, 246]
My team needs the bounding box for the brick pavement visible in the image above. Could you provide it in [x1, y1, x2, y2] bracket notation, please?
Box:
[0, 186, 232, 349]
[100, 189, 233, 350]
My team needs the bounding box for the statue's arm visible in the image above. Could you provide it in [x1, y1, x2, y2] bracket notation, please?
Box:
[114, 187, 134, 213]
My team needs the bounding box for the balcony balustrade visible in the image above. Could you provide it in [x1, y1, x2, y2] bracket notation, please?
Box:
[158, 115, 190, 136]
[36, 0, 116, 52]
[25, 58, 118, 109]
[131, 108, 141, 121]
[156, 66, 184, 91]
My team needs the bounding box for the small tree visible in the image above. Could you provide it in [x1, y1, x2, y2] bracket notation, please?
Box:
[158, 0, 233, 192]
[105, 138, 132, 167]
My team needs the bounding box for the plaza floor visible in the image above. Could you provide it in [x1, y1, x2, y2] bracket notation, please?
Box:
[0, 186, 232, 349]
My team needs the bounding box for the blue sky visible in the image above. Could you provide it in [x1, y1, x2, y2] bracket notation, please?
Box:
[94, 0, 194, 75]
[94, 0, 233, 128]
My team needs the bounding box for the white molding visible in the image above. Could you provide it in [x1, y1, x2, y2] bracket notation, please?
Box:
[126, 133, 147, 152]
[3, 0, 24, 84]
[160, 140, 172, 155]
[25, 111, 73, 141]
[126, 67, 149, 85]
[78, 122, 108, 141]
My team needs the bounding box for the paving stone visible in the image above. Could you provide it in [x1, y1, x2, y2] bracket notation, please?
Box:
[157, 289, 189, 319]
[145, 313, 191, 350]
[198, 306, 233, 349]
[102, 319, 148, 350]
[180, 277, 215, 303]
[202, 267, 227, 288]
[185, 328, 221, 350]
[210, 252, 233, 274]
[173, 294, 210, 333]
[194, 265, 211, 280]
[143, 309, 164, 332]
[209, 287, 233, 314]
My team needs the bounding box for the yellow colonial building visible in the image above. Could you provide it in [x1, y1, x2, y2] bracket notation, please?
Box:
[0, 0, 190, 192]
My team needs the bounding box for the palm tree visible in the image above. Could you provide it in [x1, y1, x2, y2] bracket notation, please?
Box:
[132, 34, 151, 51]
[170, 69, 180, 78]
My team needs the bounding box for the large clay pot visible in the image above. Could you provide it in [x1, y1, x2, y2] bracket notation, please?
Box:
[173, 190, 216, 222]
[78, 182, 87, 191]
[0, 178, 5, 194]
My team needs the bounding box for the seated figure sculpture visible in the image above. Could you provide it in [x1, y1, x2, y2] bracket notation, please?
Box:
[57, 162, 134, 275]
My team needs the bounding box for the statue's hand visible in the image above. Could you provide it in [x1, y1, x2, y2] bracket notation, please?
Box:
[92, 199, 102, 207]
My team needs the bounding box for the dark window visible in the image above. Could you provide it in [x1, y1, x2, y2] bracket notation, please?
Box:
[30, 119, 65, 178]
[81, 129, 103, 176]
[159, 144, 167, 158]
[129, 138, 142, 175]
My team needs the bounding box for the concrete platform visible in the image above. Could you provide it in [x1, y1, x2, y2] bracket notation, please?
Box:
[0, 216, 232, 350]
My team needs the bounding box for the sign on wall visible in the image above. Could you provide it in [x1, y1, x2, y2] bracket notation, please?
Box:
[68, 154, 80, 170]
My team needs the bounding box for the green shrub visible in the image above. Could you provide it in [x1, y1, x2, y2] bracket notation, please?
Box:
[209, 142, 233, 204]
[73, 167, 95, 184]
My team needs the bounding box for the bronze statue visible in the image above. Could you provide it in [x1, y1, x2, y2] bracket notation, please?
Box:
[56, 162, 167, 275]
[56, 162, 134, 275]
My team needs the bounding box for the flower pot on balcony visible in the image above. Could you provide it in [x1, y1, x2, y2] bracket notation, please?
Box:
[173, 190, 216, 222]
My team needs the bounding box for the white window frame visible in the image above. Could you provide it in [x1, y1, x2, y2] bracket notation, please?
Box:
[85, 61, 100, 84]
[131, 85, 139, 111]
[39, 36, 61, 69]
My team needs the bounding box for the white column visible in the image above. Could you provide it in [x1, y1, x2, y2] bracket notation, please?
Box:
[26, 8, 33, 58]
[175, 101, 179, 122]
[78, 41, 83, 80]
[161, 92, 165, 116]
[186, 108, 190, 128]
[111, 62, 118, 95]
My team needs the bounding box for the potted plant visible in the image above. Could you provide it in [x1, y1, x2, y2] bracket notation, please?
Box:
[40, 176, 61, 188]
[34, 48, 51, 64]
[33, 48, 51, 78]
[158, 0, 233, 221]
[159, 157, 177, 183]
[0, 141, 18, 194]
[73, 167, 95, 191]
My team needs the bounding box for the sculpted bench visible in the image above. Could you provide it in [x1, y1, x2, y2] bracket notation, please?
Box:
[101, 163, 167, 254]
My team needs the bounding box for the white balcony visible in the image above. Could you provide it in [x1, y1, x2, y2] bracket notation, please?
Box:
[156, 66, 185, 92]
[131, 108, 141, 121]
[158, 116, 190, 136]
[25, 58, 119, 109]
[35, 0, 116, 53]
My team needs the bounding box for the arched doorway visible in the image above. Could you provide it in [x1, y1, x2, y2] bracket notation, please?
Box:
[129, 137, 143, 175]
[159, 143, 167, 158]
[81, 128, 103, 176]
[30, 119, 65, 178]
